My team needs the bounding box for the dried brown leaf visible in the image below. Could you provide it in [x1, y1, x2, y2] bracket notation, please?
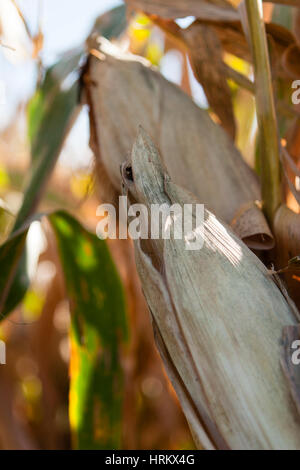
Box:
[182, 22, 236, 139]
[273, 204, 300, 309]
[86, 41, 273, 250]
[125, 0, 239, 21]
[206, 21, 251, 60]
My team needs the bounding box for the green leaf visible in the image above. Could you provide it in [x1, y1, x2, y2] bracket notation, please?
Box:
[0, 82, 80, 317]
[17, 83, 80, 231]
[49, 211, 128, 450]
[0, 222, 31, 317]
[0, 210, 128, 448]
[91, 4, 127, 39]
[0, 3, 128, 317]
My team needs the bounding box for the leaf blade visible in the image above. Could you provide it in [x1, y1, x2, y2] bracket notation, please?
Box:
[49, 211, 128, 450]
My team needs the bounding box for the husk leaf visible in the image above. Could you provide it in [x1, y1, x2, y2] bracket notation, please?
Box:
[123, 128, 300, 450]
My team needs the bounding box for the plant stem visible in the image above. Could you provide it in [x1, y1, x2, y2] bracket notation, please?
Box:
[245, 0, 282, 224]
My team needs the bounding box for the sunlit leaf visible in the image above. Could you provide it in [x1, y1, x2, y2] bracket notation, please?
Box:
[0, 198, 14, 242]
[0, 165, 10, 190]
[49, 211, 128, 450]
[183, 21, 236, 138]
[23, 289, 45, 321]
[0, 208, 128, 446]
[146, 42, 163, 65]
[70, 173, 94, 199]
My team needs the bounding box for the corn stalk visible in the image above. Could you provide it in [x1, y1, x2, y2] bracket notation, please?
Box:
[245, 0, 282, 223]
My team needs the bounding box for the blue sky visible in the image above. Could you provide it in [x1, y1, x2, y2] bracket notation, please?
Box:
[19, 0, 123, 62]
[0, 0, 122, 129]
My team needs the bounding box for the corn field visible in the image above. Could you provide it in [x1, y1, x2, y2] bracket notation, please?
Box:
[0, 0, 299, 451]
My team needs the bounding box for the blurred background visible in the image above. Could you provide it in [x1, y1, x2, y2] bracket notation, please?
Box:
[0, 0, 199, 450]
[0, 0, 298, 450]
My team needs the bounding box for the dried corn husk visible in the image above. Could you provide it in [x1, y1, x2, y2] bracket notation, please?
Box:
[153, 16, 298, 81]
[86, 40, 273, 250]
[122, 128, 300, 450]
